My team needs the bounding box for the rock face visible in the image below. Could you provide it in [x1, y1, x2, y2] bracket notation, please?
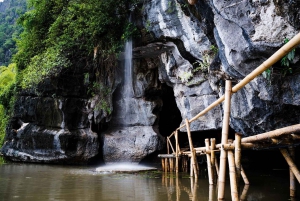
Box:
[139, 0, 300, 135]
[2, 0, 300, 164]
[1, 68, 100, 164]
[101, 53, 164, 163]
[102, 126, 163, 163]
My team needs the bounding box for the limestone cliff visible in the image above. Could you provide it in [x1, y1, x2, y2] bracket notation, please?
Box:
[1, 0, 300, 164]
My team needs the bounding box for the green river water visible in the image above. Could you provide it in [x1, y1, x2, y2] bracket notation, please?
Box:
[0, 163, 298, 201]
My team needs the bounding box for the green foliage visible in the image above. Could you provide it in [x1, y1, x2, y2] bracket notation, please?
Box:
[0, 0, 27, 66]
[0, 104, 8, 148]
[20, 47, 71, 89]
[88, 82, 112, 115]
[14, 0, 138, 89]
[193, 45, 218, 73]
[0, 63, 16, 150]
[0, 63, 16, 110]
[179, 71, 193, 82]
[280, 38, 296, 77]
[262, 68, 272, 84]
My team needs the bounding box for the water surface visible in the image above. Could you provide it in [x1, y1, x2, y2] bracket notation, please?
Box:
[0, 164, 298, 200]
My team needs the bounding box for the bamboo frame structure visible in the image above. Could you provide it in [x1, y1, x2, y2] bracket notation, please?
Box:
[289, 147, 296, 197]
[241, 166, 250, 185]
[175, 131, 179, 173]
[158, 32, 300, 199]
[228, 150, 239, 201]
[235, 133, 242, 190]
[186, 119, 198, 178]
[211, 138, 217, 184]
[218, 80, 232, 200]
[205, 139, 214, 185]
[280, 148, 300, 183]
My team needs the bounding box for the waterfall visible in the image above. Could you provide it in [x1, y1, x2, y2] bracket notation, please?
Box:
[58, 99, 65, 129]
[124, 38, 133, 115]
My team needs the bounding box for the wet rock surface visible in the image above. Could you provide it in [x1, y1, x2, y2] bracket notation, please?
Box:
[102, 126, 163, 163]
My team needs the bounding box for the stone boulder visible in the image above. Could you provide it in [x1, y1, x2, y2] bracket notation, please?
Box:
[102, 126, 163, 163]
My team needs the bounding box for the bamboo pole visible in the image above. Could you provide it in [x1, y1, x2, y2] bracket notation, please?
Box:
[228, 150, 239, 201]
[161, 158, 165, 171]
[190, 157, 193, 177]
[215, 158, 219, 176]
[289, 147, 296, 198]
[175, 131, 179, 173]
[231, 32, 300, 93]
[205, 139, 214, 185]
[240, 185, 249, 201]
[280, 148, 300, 183]
[211, 138, 217, 184]
[218, 80, 232, 200]
[242, 124, 300, 143]
[173, 32, 300, 132]
[235, 133, 242, 190]
[167, 137, 170, 154]
[167, 137, 175, 154]
[241, 166, 250, 185]
[169, 158, 174, 172]
[176, 175, 180, 201]
[209, 185, 215, 201]
[186, 119, 198, 178]
[165, 158, 169, 172]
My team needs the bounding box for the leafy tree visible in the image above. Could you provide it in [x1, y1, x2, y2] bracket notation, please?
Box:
[0, 0, 26, 66]
[15, 0, 138, 89]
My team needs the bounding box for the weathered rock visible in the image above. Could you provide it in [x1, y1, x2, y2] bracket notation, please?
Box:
[140, 0, 300, 136]
[102, 126, 163, 163]
[1, 124, 98, 164]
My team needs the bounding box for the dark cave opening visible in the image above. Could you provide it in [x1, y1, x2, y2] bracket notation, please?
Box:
[157, 83, 182, 137]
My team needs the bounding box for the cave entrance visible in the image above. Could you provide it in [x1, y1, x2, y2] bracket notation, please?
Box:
[157, 84, 182, 137]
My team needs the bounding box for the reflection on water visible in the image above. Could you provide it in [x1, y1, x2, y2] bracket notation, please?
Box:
[0, 164, 298, 201]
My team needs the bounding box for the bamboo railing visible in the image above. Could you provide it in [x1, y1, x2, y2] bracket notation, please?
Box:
[162, 32, 300, 200]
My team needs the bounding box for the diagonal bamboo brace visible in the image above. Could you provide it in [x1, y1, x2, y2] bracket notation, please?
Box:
[280, 148, 300, 183]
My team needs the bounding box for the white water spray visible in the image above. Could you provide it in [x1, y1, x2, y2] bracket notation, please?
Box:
[58, 99, 65, 129]
[123, 38, 133, 122]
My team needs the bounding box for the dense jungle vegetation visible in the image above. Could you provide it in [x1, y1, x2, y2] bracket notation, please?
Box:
[0, 0, 138, 152]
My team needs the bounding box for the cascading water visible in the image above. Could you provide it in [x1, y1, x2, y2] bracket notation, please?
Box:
[123, 37, 133, 125]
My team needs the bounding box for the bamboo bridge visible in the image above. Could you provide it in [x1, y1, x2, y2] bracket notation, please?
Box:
[158, 32, 300, 200]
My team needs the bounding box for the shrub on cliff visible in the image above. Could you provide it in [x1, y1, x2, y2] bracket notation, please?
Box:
[0, 63, 16, 147]
[14, 0, 138, 89]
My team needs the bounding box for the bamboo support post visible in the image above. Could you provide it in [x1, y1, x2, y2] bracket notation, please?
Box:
[176, 176, 180, 201]
[235, 133, 242, 190]
[228, 150, 239, 201]
[280, 148, 300, 183]
[161, 158, 165, 171]
[209, 185, 215, 201]
[211, 138, 217, 184]
[289, 147, 296, 198]
[241, 166, 250, 185]
[175, 131, 179, 173]
[169, 158, 174, 172]
[240, 185, 249, 201]
[190, 157, 193, 177]
[165, 158, 169, 172]
[215, 158, 219, 176]
[186, 119, 198, 178]
[218, 80, 232, 200]
[205, 139, 214, 185]
[167, 137, 170, 154]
